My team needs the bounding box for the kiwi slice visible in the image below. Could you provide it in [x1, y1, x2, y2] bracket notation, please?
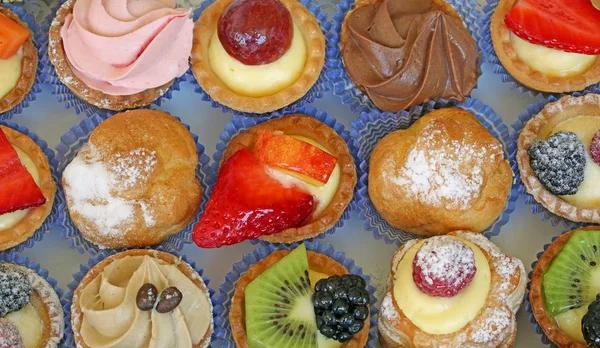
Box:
[245, 244, 318, 348]
[543, 230, 600, 316]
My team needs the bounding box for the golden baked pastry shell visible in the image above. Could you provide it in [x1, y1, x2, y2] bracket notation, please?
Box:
[190, 0, 325, 114]
[229, 249, 370, 347]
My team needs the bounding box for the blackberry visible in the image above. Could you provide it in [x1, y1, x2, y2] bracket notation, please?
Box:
[0, 264, 31, 317]
[312, 274, 370, 342]
[528, 131, 585, 196]
[583, 294, 600, 347]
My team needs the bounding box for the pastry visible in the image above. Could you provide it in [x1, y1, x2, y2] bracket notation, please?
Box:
[517, 93, 600, 223]
[229, 244, 371, 347]
[0, 6, 38, 114]
[368, 107, 512, 236]
[529, 227, 600, 347]
[70, 249, 213, 347]
[192, 114, 356, 248]
[62, 109, 201, 249]
[48, 0, 193, 111]
[0, 262, 65, 347]
[490, 0, 600, 93]
[340, 0, 479, 112]
[0, 126, 56, 251]
[190, 0, 325, 113]
[378, 231, 526, 347]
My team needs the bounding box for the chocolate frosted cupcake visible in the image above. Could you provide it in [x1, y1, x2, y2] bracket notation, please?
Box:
[340, 0, 479, 112]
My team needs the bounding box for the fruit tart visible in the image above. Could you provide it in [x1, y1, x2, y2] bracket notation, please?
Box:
[491, 0, 600, 93]
[517, 93, 600, 223]
[339, 0, 479, 112]
[0, 6, 38, 115]
[48, 0, 193, 111]
[0, 126, 56, 251]
[379, 231, 526, 347]
[229, 244, 371, 347]
[0, 262, 65, 347]
[529, 227, 600, 347]
[190, 0, 325, 114]
[192, 114, 356, 248]
[368, 107, 512, 236]
[62, 109, 201, 249]
[70, 249, 213, 347]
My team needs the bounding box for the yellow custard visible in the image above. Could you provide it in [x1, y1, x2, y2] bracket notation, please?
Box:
[551, 116, 600, 207]
[0, 147, 40, 231]
[209, 23, 307, 97]
[510, 34, 597, 78]
[393, 237, 491, 335]
[266, 135, 341, 217]
[5, 303, 42, 348]
[0, 48, 22, 99]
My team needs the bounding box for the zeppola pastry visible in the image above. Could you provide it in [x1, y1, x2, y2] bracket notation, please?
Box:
[191, 0, 325, 113]
[368, 108, 512, 236]
[70, 249, 213, 348]
[530, 228, 600, 347]
[340, 0, 479, 112]
[378, 231, 526, 347]
[48, 0, 194, 110]
[62, 109, 201, 249]
[517, 93, 600, 223]
[491, 0, 600, 93]
[0, 126, 56, 251]
[192, 114, 356, 248]
[0, 6, 38, 114]
[229, 244, 371, 347]
[0, 263, 65, 347]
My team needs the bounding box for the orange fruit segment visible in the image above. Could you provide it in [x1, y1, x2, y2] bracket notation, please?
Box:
[0, 13, 29, 59]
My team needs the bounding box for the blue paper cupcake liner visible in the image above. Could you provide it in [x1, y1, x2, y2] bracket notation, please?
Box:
[38, 0, 187, 117]
[509, 87, 600, 229]
[55, 108, 215, 255]
[327, 0, 482, 114]
[212, 105, 356, 246]
[0, 251, 67, 346]
[63, 247, 217, 347]
[213, 241, 378, 347]
[0, 4, 43, 121]
[352, 97, 519, 246]
[0, 122, 59, 252]
[185, 0, 331, 117]
[478, 0, 599, 99]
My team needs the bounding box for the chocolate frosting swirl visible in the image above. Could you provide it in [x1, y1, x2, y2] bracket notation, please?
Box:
[342, 0, 479, 112]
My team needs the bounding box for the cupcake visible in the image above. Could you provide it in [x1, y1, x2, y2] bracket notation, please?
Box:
[192, 112, 356, 248]
[489, 0, 600, 93]
[190, 0, 326, 114]
[61, 109, 202, 250]
[0, 5, 38, 116]
[335, 0, 479, 112]
[47, 0, 193, 111]
[69, 249, 214, 347]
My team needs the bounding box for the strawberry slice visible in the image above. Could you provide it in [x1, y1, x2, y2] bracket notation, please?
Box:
[505, 0, 600, 55]
[192, 148, 314, 248]
[0, 128, 46, 215]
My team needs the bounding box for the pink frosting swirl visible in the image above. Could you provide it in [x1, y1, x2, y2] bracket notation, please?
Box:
[60, 0, 193, 96]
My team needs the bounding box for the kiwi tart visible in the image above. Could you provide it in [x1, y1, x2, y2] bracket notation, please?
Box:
[530, 228, 600, 347]
[228, 244, 372, 347]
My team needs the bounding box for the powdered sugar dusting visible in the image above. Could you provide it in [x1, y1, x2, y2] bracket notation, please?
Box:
[414, 236, 475, 287]
[470, 308, 511, 343]
[112, 148, 157, 189]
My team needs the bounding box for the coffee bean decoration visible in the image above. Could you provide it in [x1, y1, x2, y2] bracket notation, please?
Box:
[156, 286, 183, 313]
[136, 283, 158, 311]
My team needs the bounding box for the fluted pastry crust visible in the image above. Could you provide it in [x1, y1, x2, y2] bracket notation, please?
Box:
[490, 0, 600, 93]
[229, 249, 370, 347]
[190, 0, 325, 114]
[516, 94, 600, 223]
[0, 126, 56, 251]
[0, 7, 38, 114]
[70, 249, 213, 348]
[220, 114, 356, 243]
[378, 231, 526, 347]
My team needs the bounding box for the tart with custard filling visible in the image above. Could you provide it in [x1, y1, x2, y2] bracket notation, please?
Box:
[191, 0, 325, 113]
